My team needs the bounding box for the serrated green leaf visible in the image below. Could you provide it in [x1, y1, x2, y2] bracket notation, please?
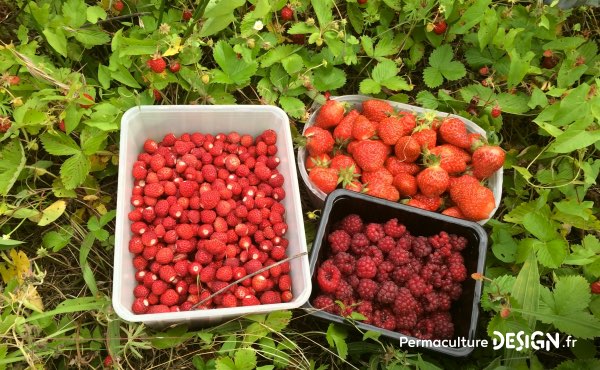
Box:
[80, 128, 107, 155]
[481, 275, 516, 311]
[374, 33, 399, 57]
[512, 251, 540, 329]
[43, 28, 68, 57]
[215, 357, 236, 370]
[536, 239, 567, 268]
[507, 49, 535, 88]
[347, 3, 364, 34]
[555, 359, 600, 370]
[371, 59, 398, 83]
[0, 139, 25, 196]
[60, 152, 90, 189]
[522, 212, 558, 241]
[313, 67, 346, 91]
[557, 64, 588, 89]
[553, 275, 591, 315]
[543, 37, 586, 51]
[279, 96, 305, 119]
[62, 0, 87, 28]
[452, 0, 492, 34]
[264, 310, 292, 332]
[111, 65, 141, 88]
[213, 41, 258, 85]
[416, 91, 439, 109]
[553, 84, 591, 126]
[440, 61, 466, 81]
[42, 229, 73, 252]
[261, 45, 298, 68]
[383, 76, 412, 91]
[359, 79, 381, 94]
[311, 0, 333, 27]
[410, 42, 425, 64]
[281, 54, 304, 75]
[86, 6, 107, 24]
[38, 200, 67, 227]
[361, 36, 374, 57]
[234, 349, 257, 370]
[528, 87, 548, 109]
[491, 224, 517, 263]
[428, 44, 453, 69]
[40, 132, 80, 156]
[287, 22, 319, 34]
[486, 314, 531, 338]
[325, 324, 348, 360]
[496, 93, 530, 114]
[423, 67, 443, 88]
[204, 0, 245, 18]
[73, 29, 110, 48]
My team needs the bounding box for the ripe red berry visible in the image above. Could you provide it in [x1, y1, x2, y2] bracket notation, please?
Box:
[491, 105, 502, 118]
[591, 281, 600, 294]
[147, 57, 167, 73]
[317, 264, 341, 293]
[358, 0, 367, 4]
[153, 89, 162, 101]
[113, 1, 124, 11]
[479, 66, 489, 76]
[8, 76, 20, 85]
[103, 355, 114, 367]
[169, 62, 181, 73]
[182, 10, 193, 21]
[281, 5, 293, 21]
[433, 20, 447, 35]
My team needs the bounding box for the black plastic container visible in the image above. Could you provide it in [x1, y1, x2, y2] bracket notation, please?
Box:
[304, 189, 487, 357]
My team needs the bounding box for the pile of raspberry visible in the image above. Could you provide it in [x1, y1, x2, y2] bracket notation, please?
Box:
[128, 130, 293, 314]
[312, 214, 468, 340]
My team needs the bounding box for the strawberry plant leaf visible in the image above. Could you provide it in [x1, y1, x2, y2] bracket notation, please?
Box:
[423, 67, 443, 88]
[279, 96, 305, 119]
[42, 28, 68, 58]
[528, 87, 548, 109]
[261, 45, 298, 68]
[97, 65, 111, 90]
[80, 128, 107, 156]
[361, 36, 374, 57]
[347, 3, 364, 34]
[439, 61, 467, 81]
[491, 224, 518, 263]
[204, 0, 246, 18]
[62, 0, 87, 28]
[496, 93, 529, 114]
[86, 6, 107, 24]
[60, 152, 90, 190]
[535, 239, 568, 268]
[40, 133, 81, 156]
[452, 0, 491, 34]
[234, 349, 257, 370]
[72, 29, 110, 48]
[486, 313, 531, 338]
[543, 37, 586, 51]
[374, 33, 400, 58]
[478, 9, 498, 51]
[555, 359, 600, 370]
[428, 45, 453, 69]
[553, 275, 591, 315]
[523, 212, 559, 241]
[359, 79, 381, 94]
[213, 41, 258, 85]
[409, 42, 425, 65]
[264, 310, 292, 332]
[0, 139, 25, 196]
[38, 200, 66, 227]
[325, 324, 348, 360]
[507, 49, 535, 88]
[287, 22, 319, 34]
[512, 250, 540, 329]
[313, 67, 346, 91]
[215, 356, 236, 370]
[416, 91, 439, 109]
[42, 228, 73, 252]
[371, 59, 397, 82]
[311, 0, 334, 27]
[281, 54, 304, 75]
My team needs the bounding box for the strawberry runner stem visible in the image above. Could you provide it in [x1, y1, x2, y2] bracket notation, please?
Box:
[190, 251, 308, 310]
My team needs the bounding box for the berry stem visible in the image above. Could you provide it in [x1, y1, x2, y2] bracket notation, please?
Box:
[190, 251, 308, 310]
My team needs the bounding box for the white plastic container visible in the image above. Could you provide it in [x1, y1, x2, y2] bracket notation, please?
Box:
[114, 105, 311, 327]
[297, 95, 503, 225]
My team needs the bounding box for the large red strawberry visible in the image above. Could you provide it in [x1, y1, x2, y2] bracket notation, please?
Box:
[471, 145, 505, 180]
[361, 168, 393, 186]
[412, 126, 437, 149]
[428, 144, 470, 175]
[392, 173, 417, 197]
[302, 126, 334, 156]
[331, 154, 360, 187]
[449, 175, 496, 221]
[394, 136, 421, 163]
[333, 110, 359, 141]
[399, 112, 417, 136]
[385, 157, 420, 176]
[410, 193, 443, 212]
[316, 100, 345, 129]
[366, 179, 400, 202]
[352, 115, 377, 140]
[147, 57, 167, 73]
[305, 153, 331, 171]
[377, 116, 404, 145]
[352, 140, 390, 172]
[309, 167, 339, 194]
[439, 117, 471, 149]
[416, 156, 450, 197]
[362, 99, 394, 122]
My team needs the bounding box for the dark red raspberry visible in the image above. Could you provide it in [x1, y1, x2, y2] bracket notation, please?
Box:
[443, 282, 463, 300]
[356, 301, 374, 323]
[407, 276, 431, 297]
[377, 281, 399, 304]
[356, 279, 378, 300]
[414, 318, 435, 340]
[430, 311, 454, 339]
[377, 236, 396, 253]
[391, 265, 413, 284]
[449, 234, 468, 251]
[347, 274, 360, 289]
[396, 234, 413, 251]
[335, 279, 354, 300]
[407, 258, 423, 274]
[421, 292, 441, 312]
[420, 263, 437, 282]
[365, 246, 384, 265]
[387, 247, 411, 266]
[429, 231, 450, 249]
[412, 236, 432, 258]
[376, 261, 395, 283]
[393, 287, 419, 315]
[338, 214, 363, 235]
[333, 252, 356, 275]
[356, 256, 377, 278]
[328, 229, 351, 254]
[446, 252, 464, 265]
[312, 295, 337, 314]
[449, 263, 467, 282]
[365, 223, 385, 242]
[317, 264, 341, 293]
[428, 251, 445, 265]
[395, 312, 417, 330]
[372, 309, 396, 331]
[383, 218, 406, 238]
[350, 233, 369, 255]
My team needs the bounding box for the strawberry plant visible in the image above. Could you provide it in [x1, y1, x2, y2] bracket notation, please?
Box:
[0, 0, 599, 368]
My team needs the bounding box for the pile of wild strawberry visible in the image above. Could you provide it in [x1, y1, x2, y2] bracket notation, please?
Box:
[312, 214, 468, 340]
[303, 99, 505, 221]
[128, 130, 293, 314]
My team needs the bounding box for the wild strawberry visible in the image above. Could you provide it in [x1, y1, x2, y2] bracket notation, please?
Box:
[160, 289, 180, 306]
[362, 99, 394, 122]
[541, 50, 559, 69]
[479, 66, 489, 76]
[144, 183, 164, 197]
[500, 306, 511, 319]
[352, 140, 390, 172]
[260, 291, 282, 304]
[316, 99, 345, 129]
[491, 105, 502, 118]
[428, 145, 470, 175]
[132, 298, 149, 314]
[151, 280, 168, 295]
[242, 295, 261, 306]
[113, 1, 124, 11]
[159, 265, 177, 283]
[333, 110, 359, 141]
[392, 173, 418, 197]
[433, 20, 447, 35]
[449, 175, 495, 221]
[220, 293, 237, 308]
[377, 116, 405, 145]
[147, 304, 170, 313]
[591, 281, 600, 294]
[358, 0, 367, 4]
[103, 355, 114, 367]
[394, 136, 421, 163]
[200, 190, 220, 209]
[155, 248, 174, 264]
[141, 231, 158, 246]
[281, 290, 293, 302]
[309, 167, 339, 194]
[216, 266, 233, 281]
[58, 120, 66, 132]
[80, 93, 95, 108]
[147, 57, 167, 73]
[182, 9, 193, 21]
[302, 126, 334, 156]
[281, 5, 294, 21]
[412, 126, 437, 149]
[153, 89, 162, 101]
[169, 62, 181, 73]
[352, 115, 378, 140]
[204, 238, 226, 255]
[269, 173, 284, 187]
[439, 117, 471, 149]
[252, 275, 270, 292]
[471, 145, 505, 180]
[176, 224, 195, 240]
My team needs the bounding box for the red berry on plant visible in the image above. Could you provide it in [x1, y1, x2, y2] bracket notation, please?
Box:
[281, 5, 294, 22]
[169, 62, 181, 73]
[113, 1, 124, 11]
[591, 281, 600, 294]
[182, 10, 193, 21]
[491, 105, 502, 118]
[433, 20, 447, 35]
[147, 57, 167, 73]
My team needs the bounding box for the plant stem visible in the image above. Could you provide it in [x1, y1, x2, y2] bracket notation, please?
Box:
[183, 0, 210, 38]
[157, 0, 166, 26]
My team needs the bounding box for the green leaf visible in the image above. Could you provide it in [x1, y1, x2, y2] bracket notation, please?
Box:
[491, 224, 517, 263]
[287, 22, 319, 34]
[311, 0, 334, 27]
[371, 59, 397, 82]
[313, 67, 346, 91]
[261, 45, 299, 68]
[557, 64, 588, 89]
[60, 152, 90, 189]
[496, 93, 530, 114]
[528, 87, 548, 109]
[416, 91, 439, 109]
[410, 42, 425, 64]
[325, 324, 348, 360]
[281, 54, 304, 75]
[25, 296, 108, 324]
[111, 65, 142, 88]
[264, 311, 292, 332]
[512, 250, 540, 329]
[79, 233, 98, 295]
[553, 275, 591, 315]
[548, 129, 600, 154]
[536, 239, 567, 268]
[73, 29, 110, 47]
[507, 50, 535, 88]
[43, 28, 68, 57]
[234, 349, 257, 370]
[215, 357, 236, 370]
[383, 76, 411, 91]
[42, 229, 72, 252]
[204, 0, 246, 18]
[451, 0, 492, 34]
[62, 0, 87, 28]
[359, 79, 381, 94]
[80, 128, 107, 155]
[278, 97, 305, 119]
[374, 33, 400, 57]
[0, 139, 25, 196]
[347, 3, 364, 34]
[543, 37, 586, 51]
[440, 61, 467, 81]
[40, 132, 81, 156]
[522, 212, 558, 241]
[428, 44, 453, 69]
[98, 65, 111, 90]
[200, 13, 235, 37]
[38, 200, 67, 227]
[0, 239, 25, 249]
[213, 41, 258, 85]
[86, 6, 107, 24]
[478, 9, 497, 50]
[423, 67, 443, 88]
[150, 326, 194, 349]
[555, 359, 600, 370]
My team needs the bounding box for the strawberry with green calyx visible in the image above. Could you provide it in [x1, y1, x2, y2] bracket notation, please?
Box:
[315, 99, 346, 129]
[432, 20, 447, 35]
[345, 180, 366, 192]
[362, 99, 394, 123]
[416, 154, 450, 197]
[309, 167, 339, 194]
[392, 172, 418, 197]
[411, 124, 437, 150]
[399, 112, 417, 136]
[169, 61, 181, 73]
[471, 143, 505, 180]
[297, 126, 334, 156]
[467, 133, 484, 151]
[439, 117, 471, 149]
[352, 115, 378, 141]
[449, 175, 495, 221]
[394, 136, 421, 163]
[479, 66, 489, 76]
[351, 140, 391, 172]
[305, 153, 331, 171]
[333, 109, 359, 141]
[331, 154, 361, 187]
[182, 9, 193, 21]
[427, 144, 470, 175]
[281, 5, 294, 21]
[147, 53, 167, 73]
